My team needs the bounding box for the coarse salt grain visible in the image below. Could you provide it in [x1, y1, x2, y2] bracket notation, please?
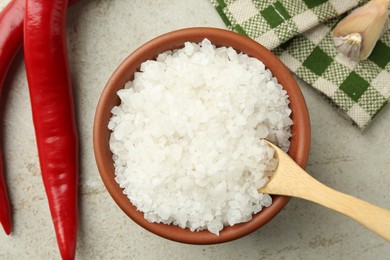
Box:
[109, 39, 292, 235]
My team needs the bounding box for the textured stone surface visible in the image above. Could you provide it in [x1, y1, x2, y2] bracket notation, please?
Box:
[0, 0, 389, 259]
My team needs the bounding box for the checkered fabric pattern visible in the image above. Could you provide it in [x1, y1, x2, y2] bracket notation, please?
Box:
[211, 0, 390, 129]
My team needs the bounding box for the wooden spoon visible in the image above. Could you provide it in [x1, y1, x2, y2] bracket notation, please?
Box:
[260, 140, 390, 242]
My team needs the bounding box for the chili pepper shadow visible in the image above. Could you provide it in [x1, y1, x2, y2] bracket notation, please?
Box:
[66, 0, 123, 255]
[66, 0, 89, 253]
[67, 66, 83, 256]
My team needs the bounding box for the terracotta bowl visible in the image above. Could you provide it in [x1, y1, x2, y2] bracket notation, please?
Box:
[93, 27, 310, 244]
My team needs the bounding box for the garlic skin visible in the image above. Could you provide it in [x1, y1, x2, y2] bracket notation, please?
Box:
[332, 0, 389, 61]
[333, 33, 362, 61]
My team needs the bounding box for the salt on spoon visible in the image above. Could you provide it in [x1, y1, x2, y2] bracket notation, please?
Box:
[261, 140, 390, 242]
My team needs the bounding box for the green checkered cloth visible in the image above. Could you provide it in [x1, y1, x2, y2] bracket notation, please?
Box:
[211, 0, 390, 130]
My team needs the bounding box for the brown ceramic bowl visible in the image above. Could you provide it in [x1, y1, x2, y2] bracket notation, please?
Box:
[93, 27, 310, 244]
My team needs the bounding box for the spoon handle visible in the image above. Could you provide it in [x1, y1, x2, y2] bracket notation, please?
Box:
[294, 173, 390, 242]
[261, 140, 390, 241]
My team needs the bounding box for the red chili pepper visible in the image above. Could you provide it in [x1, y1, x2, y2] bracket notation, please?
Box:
[0, 0, 24, 87]
[24, 0, 78, 259]
[0, 150, 11, 235]
[0, 151, 11, 235]
[0, 0, 78, 87]
[0, 0, 79, 236]
[0, 0, 25, 236]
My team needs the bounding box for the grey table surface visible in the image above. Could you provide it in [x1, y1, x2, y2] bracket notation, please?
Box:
[0, 0, 389, 259]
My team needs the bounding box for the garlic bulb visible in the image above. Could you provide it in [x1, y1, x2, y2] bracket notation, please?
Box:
[332, 0, 389, 61]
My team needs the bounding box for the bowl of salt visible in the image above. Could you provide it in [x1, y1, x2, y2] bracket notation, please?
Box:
[93, 27, 310, 244]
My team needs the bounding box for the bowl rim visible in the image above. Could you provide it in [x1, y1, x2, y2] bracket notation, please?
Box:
[93, 27, 311, 244]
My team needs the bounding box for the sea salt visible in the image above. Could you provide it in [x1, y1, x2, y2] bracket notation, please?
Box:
[109, 39, 292, 235]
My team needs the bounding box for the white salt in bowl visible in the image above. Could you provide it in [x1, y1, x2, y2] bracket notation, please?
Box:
[93, 27, 310, 244]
